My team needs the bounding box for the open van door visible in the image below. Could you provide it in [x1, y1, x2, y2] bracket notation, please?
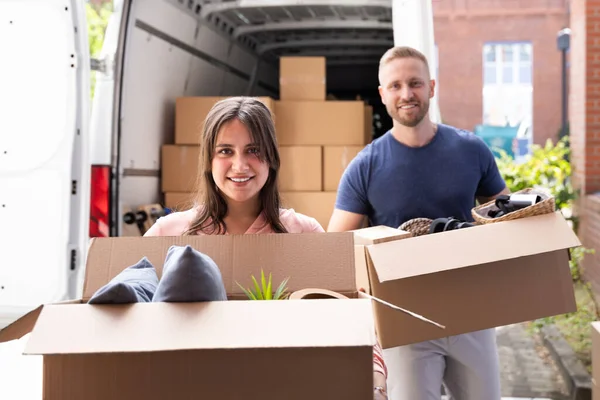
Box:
[392, 0, 441, 123]
[0, 0, 91, 328]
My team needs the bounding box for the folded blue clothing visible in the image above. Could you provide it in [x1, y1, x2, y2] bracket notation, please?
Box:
[88, 257, 159, 304]
[153, 245, 228, 302]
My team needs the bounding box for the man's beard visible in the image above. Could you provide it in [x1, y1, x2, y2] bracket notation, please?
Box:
[386, 99, 429, 128]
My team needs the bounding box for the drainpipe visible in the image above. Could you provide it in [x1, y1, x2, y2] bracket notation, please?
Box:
[557, 28, 571, 141]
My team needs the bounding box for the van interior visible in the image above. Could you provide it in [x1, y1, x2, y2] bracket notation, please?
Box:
[99, 0, 403, 236]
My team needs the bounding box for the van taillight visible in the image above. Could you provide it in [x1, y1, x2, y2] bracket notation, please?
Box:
[90, 165, 110, 237]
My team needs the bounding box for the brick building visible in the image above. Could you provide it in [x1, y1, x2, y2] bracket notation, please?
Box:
[433, 0, 569, 145]
[570, 0, 600, 298]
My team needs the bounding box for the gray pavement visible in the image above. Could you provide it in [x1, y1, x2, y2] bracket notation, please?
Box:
[495, 323, 569, 400]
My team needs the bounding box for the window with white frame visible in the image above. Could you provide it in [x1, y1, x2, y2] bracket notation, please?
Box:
[483, 42, 533, 128]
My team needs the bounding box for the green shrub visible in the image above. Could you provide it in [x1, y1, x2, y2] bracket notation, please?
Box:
[495, 136, 575, 211]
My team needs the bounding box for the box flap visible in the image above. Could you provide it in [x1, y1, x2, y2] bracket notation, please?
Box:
[352, 225, 412, 245]
[0, 306, 42, 343]
[367, 212, 581, 282]
[83, 232, 355, 301]
[24, 299, 375, 355]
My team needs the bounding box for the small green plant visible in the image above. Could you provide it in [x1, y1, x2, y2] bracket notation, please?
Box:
[236, 269, 290, 300]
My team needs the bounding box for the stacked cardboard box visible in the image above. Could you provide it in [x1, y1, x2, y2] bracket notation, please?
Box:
[277, 56, 372, 229]
[161, 57, 374, 229]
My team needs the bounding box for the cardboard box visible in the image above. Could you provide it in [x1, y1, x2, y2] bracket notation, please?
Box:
[323, 146, 364, 191]
[354, 212, 581, 349]
[0, 232, 376, 400]
[175, 96, 275, 145]
[275, 101, 366, 146]
[161, 145, 199, 192]
[364, 105, 373, 144]
[279, 146, 323, 191]
[164, 192, 195, 211]
[593, 322, 600, 390]
[279, 57, 326, 101]
[281, 191, 337, 230]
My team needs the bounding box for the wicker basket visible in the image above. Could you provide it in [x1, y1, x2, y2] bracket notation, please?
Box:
[471, 188, 555, 224]
[399, 217, 433, 236]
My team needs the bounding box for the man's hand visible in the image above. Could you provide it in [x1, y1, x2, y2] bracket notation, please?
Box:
[374, 389, 388, 400]
[373, 371, 388, 400]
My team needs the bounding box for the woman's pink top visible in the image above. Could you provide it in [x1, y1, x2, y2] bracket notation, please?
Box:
[144, 208, 323, 236]
[144, 207, 388, 378]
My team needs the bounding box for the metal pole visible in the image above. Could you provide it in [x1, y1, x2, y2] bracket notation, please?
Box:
[561, 48, 567, 138]
[557, 28, 571, 139]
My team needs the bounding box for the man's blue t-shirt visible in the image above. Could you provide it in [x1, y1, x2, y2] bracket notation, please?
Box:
[335, 124, 507, 228]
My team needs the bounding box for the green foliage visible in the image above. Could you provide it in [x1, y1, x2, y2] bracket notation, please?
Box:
[236, 270, 290, 300]
[495, 136, 595, 283]
[570, 246, 596, 282]
[86, 2, 112, 99]
[495, 136, 575, 211]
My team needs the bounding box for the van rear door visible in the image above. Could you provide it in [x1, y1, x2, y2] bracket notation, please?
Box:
[0, 0, 91, 328]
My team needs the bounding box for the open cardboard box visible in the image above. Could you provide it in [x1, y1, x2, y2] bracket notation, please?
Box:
[0, 232, 376, 400]
[354, 212, 582, 349]
[592, 321, 600, 398]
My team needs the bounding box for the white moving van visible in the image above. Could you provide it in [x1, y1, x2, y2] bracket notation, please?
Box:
[0, 0, 438, 327]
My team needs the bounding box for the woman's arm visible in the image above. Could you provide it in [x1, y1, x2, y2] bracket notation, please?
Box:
[373, 340, 388, 399]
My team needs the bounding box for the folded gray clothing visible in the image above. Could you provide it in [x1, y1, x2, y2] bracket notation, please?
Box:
[153, 245, 227, 302]
[88, 257, 159, 304]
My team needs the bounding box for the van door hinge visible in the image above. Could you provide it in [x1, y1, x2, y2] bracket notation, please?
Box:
[90, 57, 106, 73]
[71, 180, 77, 195]
[70, 248, 77, 271]
[90, 54, 114, 77]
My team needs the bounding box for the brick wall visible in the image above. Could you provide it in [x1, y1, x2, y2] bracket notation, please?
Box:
[571, 0, 600, 296]
[433, 1, 568, 144]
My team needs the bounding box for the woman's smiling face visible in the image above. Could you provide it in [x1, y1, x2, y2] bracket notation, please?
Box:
[211, 118, 269, 205]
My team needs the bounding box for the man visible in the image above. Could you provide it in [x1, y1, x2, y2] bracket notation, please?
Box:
[328, 46, 510, 400]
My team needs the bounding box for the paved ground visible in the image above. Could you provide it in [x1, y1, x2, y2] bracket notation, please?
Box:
[495, 323, 569, 400]
[439, 323, 568, 400]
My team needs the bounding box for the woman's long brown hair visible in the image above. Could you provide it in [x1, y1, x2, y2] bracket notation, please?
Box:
[183, 96, 287, 235]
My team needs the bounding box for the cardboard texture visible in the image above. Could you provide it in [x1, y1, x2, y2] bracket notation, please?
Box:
[274, 101, 366, 146]
[82, 234, 356, 299]
[3, 232, 376, 400]
[354, 212, 581, 349]
[352, 225, 412, 245]
[279, 146, 323, 191]
[323, 145, 364, 191]
[593, 322, 600, 387]
[161, 145, 199, 192]
[279, 57, 326, 101]
[364, 105, 373, 144]
[164, 192, 195, 211]
[281, 191, 337, 230]
[175, 96, 275, 145]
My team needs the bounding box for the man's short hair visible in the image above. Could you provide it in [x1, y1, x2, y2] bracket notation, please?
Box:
[378, 46, 431, 80]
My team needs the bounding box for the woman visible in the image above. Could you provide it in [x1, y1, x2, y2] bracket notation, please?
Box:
[144, 96, 388, 399]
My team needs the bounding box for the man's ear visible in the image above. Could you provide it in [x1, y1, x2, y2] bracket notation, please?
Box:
[429, 79, 436, 99]
[378, 85, 385, 104]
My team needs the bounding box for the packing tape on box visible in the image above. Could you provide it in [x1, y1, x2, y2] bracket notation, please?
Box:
[288, 288, 349, 300]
